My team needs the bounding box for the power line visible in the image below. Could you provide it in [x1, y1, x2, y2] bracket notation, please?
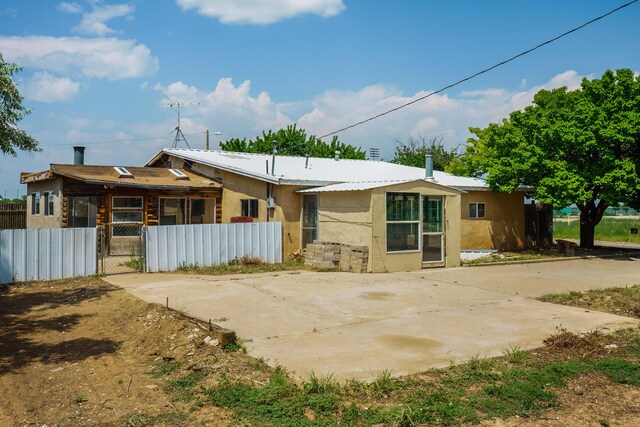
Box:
[40, 132, 206, 147]
[318, 0, 638, 139]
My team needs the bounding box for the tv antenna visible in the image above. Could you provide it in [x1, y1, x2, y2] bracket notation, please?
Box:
[369, 147, 380, 161]
[161, 98, 199, 149]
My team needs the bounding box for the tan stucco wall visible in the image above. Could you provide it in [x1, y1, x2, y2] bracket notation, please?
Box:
[460, 191, 526, 250]
[165, 160, 303, 256]
[316, 191, 373, 247]
[370, 181, 461, 272]
[25, 178, 63, 229]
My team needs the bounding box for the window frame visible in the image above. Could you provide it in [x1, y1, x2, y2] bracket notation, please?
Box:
[158, 197, 187, 225]
[385, 192, 421, 253]
[240, 199, 259, 219]
[30, 192, 41, 215]
[111, 196, 144, 224]
[301, 194, 319, 249]
[468, 202, 486, 219]
[44, 191, 54, 216]
[189, 198, 216, 224]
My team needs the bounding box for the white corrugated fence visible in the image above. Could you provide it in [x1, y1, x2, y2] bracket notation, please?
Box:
[145, 222, 283, 272]
[0, 227, 97, 284]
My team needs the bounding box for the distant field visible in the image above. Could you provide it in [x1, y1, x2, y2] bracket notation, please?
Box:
[553, 216, 640, 243]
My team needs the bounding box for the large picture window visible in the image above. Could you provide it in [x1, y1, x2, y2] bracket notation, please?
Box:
[386, 192, 420, 252]
[70, 197, 97, 228]
[190, 199, 215, 224]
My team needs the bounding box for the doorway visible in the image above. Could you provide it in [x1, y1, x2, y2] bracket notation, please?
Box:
[422, 196, 444, 263]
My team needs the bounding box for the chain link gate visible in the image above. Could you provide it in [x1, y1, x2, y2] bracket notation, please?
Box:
[99, 222, 145, 275]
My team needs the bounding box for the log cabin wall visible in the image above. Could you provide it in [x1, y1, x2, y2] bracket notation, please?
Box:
[60, 177, 222, 227]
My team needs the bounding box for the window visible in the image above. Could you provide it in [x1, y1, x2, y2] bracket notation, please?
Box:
[70, 197, 97, 228]
[423, 196, 444, 263]
[469, 202, 486, 219]
[112, 196, 143, 236]
[386, 192, 420, 252]
[159, 198, 186, 225]
[301, 194, 318, 248]
[31, 192, 40, 215]
[114, 166, 133, 177]
[241, 199, 259, 218]
[169, 169, 189, 179]
[44, 191, 54, 216]
[190, 199, 215, 224]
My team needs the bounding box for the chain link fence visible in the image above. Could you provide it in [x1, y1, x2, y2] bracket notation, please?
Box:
[553, 207, 640, 250]
[99, 222, 145, 275]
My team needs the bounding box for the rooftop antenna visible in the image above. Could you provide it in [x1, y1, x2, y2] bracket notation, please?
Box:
[369, 147, 379, 161]
[161, 98, 199, 149]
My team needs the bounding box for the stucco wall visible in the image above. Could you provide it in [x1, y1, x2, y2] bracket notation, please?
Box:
[25, 178, 63, 229]
[369, 181, 461, 272]
[166, 160, 303, 256]
[316, 191, 373, 247]
[460, 191, 526, 250]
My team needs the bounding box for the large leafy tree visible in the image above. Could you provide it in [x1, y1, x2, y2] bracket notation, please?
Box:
[0, 53, 39, 155]
[454, 69, 640, 248]
[390, 136, 458, 171]
[219, 124, 366, 159]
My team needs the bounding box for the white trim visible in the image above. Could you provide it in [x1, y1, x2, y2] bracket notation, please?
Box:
[114, 166, 133, 177]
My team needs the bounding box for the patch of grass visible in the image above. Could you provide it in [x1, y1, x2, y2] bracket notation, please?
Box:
[554, 216, 640, 243]
[222, 340, 246, 353]
[501, 344, 530, 365]
[120, 411, 188, 427]
[539, 285, 640, 318]
[164, 372, 204, 402]
[176, 256, 307, 276]
[147, 360, 182, 378]
[371, 369, 401, 395]
[119, 251, 144, 271]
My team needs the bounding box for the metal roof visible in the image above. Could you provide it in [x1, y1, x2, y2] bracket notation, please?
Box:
[296, 179, 463, 193]
[147, 148, 493, 190]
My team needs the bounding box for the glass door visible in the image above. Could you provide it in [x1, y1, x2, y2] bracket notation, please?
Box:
[301, 194, 318, 249]
[422, 196, 444, 263]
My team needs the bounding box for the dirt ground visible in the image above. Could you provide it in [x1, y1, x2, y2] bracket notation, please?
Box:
[2, 277, 640, 426]
[0, 277, 270, 427]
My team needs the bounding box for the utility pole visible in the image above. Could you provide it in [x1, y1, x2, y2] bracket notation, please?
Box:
[205, 129, 209, 150]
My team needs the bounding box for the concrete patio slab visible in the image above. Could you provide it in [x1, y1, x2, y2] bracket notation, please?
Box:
[104, 257, 640, 381]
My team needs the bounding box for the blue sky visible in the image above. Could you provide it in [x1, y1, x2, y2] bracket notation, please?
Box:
[1, 0, 639, 197]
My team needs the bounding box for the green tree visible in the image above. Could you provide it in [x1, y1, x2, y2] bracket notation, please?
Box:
[0, 53, 39, 155]
[454, 69, 640, 248]
[390, 136, 458, 171]
[219, 124, 366, 159]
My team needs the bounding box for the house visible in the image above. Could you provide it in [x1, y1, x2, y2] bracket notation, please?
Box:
[146, 148, 530, 272]
[21, 147, 222, 255]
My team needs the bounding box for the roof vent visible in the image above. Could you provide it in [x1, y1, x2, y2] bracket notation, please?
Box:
[425, 153, 435, 182]
[169, 169, 189, 179]
[114, 166, 133, 177]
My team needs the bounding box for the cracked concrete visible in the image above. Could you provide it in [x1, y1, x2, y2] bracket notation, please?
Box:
[105, 256, 640, 381]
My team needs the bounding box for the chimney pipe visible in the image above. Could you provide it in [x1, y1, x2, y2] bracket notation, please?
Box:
[334, 150, 340, 161]
[305, 154, 310, 169]
[425, 152, 434, 181]
[73, 146, 85, 165]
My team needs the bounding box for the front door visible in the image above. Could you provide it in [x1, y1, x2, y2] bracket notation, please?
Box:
[422, 196, 444, 263]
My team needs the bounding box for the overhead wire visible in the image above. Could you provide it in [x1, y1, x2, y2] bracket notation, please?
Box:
[318, 0, 638, 139]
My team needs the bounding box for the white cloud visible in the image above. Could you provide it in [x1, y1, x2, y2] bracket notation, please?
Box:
[175, 0, 345, 24]
[22, 72, 81, 102]
[57, 2, 83, 14]
[73, 2, 135, 36]
[0, 35, 158, 80]
[154, 78, 291, 134]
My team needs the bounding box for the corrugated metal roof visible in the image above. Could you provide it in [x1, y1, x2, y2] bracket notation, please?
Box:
[21, 164, 221, 189]
[148, 148, 492, 190]
[296, 179, 463, 193]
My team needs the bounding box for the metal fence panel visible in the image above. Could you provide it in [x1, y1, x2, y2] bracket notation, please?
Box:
[0, 227, 97, 284]
[145, 222, 282, 272]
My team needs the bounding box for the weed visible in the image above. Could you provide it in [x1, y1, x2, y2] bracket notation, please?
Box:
[121, 411, 149, 427]
[501, 344, 530, 365]
[251, 357, 269, 372]
[303, 372, 339, 394]
[222, 341, 245, 353]
[148, 360, 182, 378]
[371, 369, 399, 395]
[120, 250, 143, 271]
[71, 395, 88, 404]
